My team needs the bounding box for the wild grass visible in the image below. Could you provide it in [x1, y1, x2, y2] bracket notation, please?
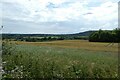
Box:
[16, 40, 118, 52]
[2, 40, 118, 78]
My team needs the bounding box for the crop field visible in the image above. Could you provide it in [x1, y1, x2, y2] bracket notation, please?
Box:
[16, 40, 118, 52]
[2, 40, 118, 78]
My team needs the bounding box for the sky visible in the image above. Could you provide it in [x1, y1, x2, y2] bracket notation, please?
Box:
[1, 0, 119, 34]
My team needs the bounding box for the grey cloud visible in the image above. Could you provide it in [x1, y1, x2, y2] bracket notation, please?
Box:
[83, 12, 93, 15]
[2, 15, 118, 34]
[3, 1, 30, 19]
[47, 2, 59, 8]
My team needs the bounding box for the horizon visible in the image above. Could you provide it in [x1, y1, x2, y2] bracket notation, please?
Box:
[1, 29, 115, 34]
[1, 0, 119, 34]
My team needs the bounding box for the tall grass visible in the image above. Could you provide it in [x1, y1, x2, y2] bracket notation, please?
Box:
[2, 41, 118, 79]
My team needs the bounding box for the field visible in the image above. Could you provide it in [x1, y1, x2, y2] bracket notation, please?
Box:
[2, 40, 118, 78]
[16, 40, 118, 52]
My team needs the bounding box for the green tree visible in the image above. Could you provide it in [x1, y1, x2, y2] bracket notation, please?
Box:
[89, 28, 120, 42]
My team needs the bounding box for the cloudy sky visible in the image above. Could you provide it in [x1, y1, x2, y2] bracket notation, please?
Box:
[1, 0, 119, 34]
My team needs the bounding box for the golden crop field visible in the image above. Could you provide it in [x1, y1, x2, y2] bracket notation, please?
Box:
[15, 40, 118, 52]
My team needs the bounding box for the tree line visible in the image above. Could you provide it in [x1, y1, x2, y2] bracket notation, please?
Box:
[24, 37, 65, 42]
[89, 28, 120, 42]
[15, 36, 88, 42]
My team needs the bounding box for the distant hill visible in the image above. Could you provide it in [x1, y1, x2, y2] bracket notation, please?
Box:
[2, 30, 96, 37]
[71, 31, 96, 36]
[2, 30, 98, 41]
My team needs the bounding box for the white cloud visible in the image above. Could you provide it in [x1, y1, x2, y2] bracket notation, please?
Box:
[83, 2, 118, 21]
[2, 0, 88, 22]
[2, 0, 119, 33]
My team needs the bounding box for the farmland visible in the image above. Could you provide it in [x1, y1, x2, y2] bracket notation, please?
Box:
[16, 40, 118, 52]
[2, 40, 118, 78]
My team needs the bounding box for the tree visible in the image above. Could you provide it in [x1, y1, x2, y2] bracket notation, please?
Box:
[89, 28, 120, 42]
[89, 32, 99, 42]
[114, 28, 120, 42]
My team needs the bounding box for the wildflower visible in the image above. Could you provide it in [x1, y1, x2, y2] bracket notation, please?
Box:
[2, 62, 6, 64]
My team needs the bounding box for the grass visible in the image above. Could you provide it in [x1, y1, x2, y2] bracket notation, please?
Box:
[16, 40, 118, 52]
[2, 40, 118, 78]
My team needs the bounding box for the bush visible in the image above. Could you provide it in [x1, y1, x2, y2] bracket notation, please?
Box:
[2, 40, 16, 55]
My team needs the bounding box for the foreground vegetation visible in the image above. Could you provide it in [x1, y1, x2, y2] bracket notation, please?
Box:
[2, 40, 118, 79]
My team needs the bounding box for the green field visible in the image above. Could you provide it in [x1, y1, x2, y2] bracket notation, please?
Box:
[2, 40, 118, 78]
